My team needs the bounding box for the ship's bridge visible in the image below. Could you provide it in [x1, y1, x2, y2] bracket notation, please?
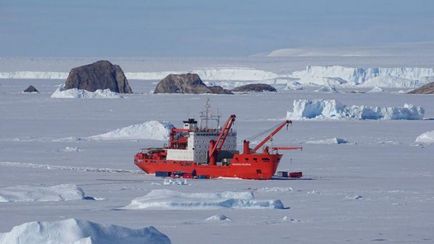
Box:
[166, 121, 237, 163]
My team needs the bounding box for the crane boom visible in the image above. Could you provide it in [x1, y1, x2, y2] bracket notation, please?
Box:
[252, 120, 292, 153]
[208, 114, 236, 165]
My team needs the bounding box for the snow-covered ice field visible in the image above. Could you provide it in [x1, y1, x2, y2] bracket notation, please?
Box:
[0, 79, 433, 243]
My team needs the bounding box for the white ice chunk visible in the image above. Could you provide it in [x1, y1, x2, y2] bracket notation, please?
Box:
[51, 85, 122, 99]
[123, 190, 285, 210]
[0, 184, 93, 202]
[305, 138, 349, 144]
[415, 130, 434, 145]
[0, 218, 171, 244]
[88, 121, 174, 141]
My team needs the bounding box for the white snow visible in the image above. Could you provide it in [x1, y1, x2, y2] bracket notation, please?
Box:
[0, 184, 93, 202]
[123, 190, 285, 210]
[415, 130, 434, 145]
[205, 214, 232, 222]
[287, 99, 425, 120]
[314, 85, 338, 93]
[285, 80, 304, 90]
[0, 161, 139, 174]
[1, 78, 434, 244]
[88, 121, 174, 141]
[305, 138, 349, 144]
[51, 86, 122, 99]
[367, 86, 384, 93]
[62, 146, 80, 152]
[256, 187, 294, 192]
[0, 218, 171, 244]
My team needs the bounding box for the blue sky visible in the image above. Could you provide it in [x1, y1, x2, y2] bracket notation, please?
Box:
[1, 0, 434, 57]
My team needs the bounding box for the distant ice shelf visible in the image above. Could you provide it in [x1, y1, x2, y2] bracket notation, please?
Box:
[2, 65, 434, 88]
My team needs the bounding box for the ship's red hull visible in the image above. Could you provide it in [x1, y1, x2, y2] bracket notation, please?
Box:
[135, 153, 282, 180]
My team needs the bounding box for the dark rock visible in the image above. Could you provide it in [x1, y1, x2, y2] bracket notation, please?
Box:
[208, 86, 233, 94]
[232, 83, 277, 93]
[408, 82, 434, 94]
[23, 85, 39, 93]
[154, 73, 233, 94]
[64, 60, 132, 93]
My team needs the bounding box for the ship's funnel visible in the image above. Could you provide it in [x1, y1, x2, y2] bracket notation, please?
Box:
[243, 140, 250, 154]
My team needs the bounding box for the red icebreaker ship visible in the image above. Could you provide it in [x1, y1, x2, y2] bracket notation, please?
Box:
[134, 107, 301, 180]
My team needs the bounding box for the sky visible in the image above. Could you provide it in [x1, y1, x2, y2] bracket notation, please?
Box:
[1, 0, 434, 57]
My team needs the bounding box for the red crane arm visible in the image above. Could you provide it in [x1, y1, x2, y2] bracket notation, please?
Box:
[209, 114, 236, 157]
[252, 120, 292, 153]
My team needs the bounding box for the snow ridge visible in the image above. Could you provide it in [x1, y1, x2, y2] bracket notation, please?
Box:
[123, 189, 286, 210]
[0, 184, 93, 202]
[88, 121, 174, 141]
[287, 99, 425, 120]
[415, 130, 434, 145]
[0, 218, 171, 244]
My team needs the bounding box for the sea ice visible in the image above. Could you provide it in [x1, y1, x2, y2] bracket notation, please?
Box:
[0, 218, 171, 244]
[287, 99, 425, 120]
[122, 190, 285, 210]
[88, 121, 174, 141]
[305, 137, 349, 144]
[0, 184, 94, 203]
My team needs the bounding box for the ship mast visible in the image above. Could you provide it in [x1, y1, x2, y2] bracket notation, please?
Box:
[200, 98, 220, 129]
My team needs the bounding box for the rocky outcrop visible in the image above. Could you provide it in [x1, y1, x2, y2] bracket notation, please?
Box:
[408, 82, 434, 94]
[154, 73, 232, 94]
[23, 85, 39, 93]
[232, 83, 277, 93]
[64, 60, 132, 93]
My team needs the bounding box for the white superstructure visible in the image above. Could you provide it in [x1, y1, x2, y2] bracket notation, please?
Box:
[166, 119, 237, 163]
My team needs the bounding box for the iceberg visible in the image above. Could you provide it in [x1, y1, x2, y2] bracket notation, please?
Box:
[287, 99, 425, 120]
[88, 121, 174, 141]
[0, 218, 171, 244]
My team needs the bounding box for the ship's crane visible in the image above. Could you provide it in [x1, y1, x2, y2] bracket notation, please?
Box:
[251, 120, 292, 153]
[208, 114, 236, 165]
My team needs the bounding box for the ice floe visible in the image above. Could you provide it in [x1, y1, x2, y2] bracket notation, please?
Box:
[0, 218, 171, 244]
[51, 85, 122, 99]
[256, 187, 294, 192]
[88, 121, 174, 141]
[205, 214, 232, 222]
[415, 130, 434, 145]
[287, 99, 425, 120]
[62, 146, 81, 152]
[0, 184, 94, 203]
[305, 137, 349, 144]
[123, 190, 286, 210]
